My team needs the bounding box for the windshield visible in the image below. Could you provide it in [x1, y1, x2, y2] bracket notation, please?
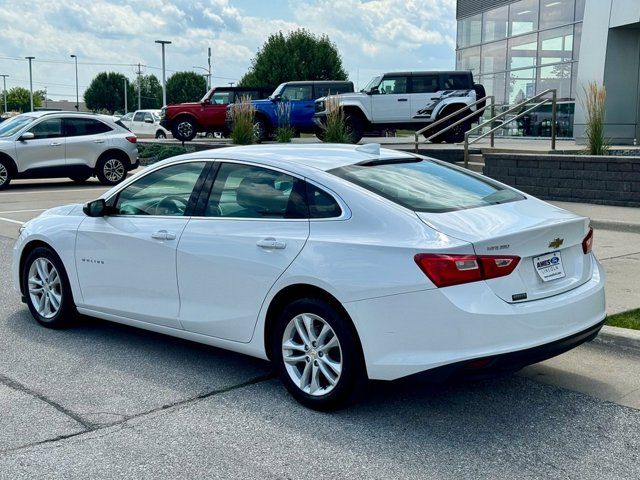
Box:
[361, 76, 382, 93]
[0, 115, 35, 138]
[330, 159, 524, 213]
[270, 83, 286, 99]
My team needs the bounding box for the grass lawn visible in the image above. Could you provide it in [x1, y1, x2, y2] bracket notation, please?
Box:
[606, 309, 640, 330]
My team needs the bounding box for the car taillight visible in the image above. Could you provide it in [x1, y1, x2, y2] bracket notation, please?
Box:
[125, 136, 137, 143]
[414, 253, 520, 288]
[582, 227, 594, 254]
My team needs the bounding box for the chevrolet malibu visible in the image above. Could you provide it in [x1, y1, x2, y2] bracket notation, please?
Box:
[13, 144, 606, 409]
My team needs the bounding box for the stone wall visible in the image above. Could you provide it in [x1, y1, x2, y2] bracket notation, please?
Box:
[483, 153, 640, 207]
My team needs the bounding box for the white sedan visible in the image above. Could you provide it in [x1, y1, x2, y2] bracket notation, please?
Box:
[13, 144, 606, 409]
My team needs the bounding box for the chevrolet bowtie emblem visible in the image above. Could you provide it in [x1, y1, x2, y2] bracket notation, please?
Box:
[549, 238, 564, 249]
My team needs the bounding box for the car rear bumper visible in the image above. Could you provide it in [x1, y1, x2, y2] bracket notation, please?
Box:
[346, 255, 606, 381]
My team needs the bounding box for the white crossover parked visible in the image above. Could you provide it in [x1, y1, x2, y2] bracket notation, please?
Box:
[13, 144, 606, 409]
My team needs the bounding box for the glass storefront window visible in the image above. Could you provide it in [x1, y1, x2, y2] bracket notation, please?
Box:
[539, 26, 573, 66]
[458, 13, 482, 48]
[508, 68, 537, 104]
[509, 0, 539, 36]
[457, 46, 481, 74]
[540, 0, 575, 29]
[477, 73, 507, 105]
[481, 40, 507, 74]
[538, 63, 572, 99]
[482, 5, 509, 43]
[508, 33, 538, 71]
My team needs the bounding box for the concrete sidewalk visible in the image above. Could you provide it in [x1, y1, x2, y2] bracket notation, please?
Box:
[551, 201, 640, 233]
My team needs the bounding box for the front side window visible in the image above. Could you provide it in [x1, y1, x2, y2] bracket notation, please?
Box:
[114, 162, 206, 216]
[330, 159, 524, 213]
[378, 77, 408, 94]
[65, 118, 112, 137]
[205, 163, 307, 219]
[211, 92, 231, 105]
[280, 85, 313, 101]
[29, 118, 63, 139]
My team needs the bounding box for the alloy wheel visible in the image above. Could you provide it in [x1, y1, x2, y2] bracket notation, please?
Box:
[177, 121, 193, 138]
[28, 257, 62, 319]
[282, 313, 343, 396]
[104, 158, 125, 183]
[0, 163, 7, 186]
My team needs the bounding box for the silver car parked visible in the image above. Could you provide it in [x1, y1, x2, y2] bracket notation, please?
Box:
[0, 111, 139, 190]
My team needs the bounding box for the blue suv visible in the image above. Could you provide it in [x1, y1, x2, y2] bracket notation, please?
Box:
[252, 81, 354, 140]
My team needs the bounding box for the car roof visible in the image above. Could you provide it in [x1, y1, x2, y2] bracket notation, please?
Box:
[24, 111, 106, 119]
[380, 71, 472, 77]
[283, 81, 353, 86]
[179, 144, 416, 172]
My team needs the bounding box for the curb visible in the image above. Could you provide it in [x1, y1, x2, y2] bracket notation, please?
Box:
[591, 220, 640, 234]
[595, 325, 640, 352]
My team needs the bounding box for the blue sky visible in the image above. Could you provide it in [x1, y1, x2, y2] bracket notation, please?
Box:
[0, 0, 456, 102]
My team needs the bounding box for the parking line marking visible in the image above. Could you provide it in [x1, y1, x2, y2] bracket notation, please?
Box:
[0, 209, 46, 214]
[0, 216, 24, 225]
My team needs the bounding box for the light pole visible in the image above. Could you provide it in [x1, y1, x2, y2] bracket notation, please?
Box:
[70, 54, 79, 111]
[0, 75, 8, 113]
[155, 40, 171, 106]
[124, 78, 128, 113]
[192, 66, 211, 89]
[228, 82, 235, 87]
[25, 57, 35, 112]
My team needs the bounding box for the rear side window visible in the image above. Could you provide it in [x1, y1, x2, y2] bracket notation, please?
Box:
[412, 75, 440, 93]
[441, 74, 472, 90]
[315, 83, 352, 97]
[65, 118, 112, 136]
[306, 183, 342, 218]
[133, 112, 145, 122]
[330, 159, 524, 213]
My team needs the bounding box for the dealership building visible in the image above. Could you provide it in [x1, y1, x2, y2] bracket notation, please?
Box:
[456, 0, 640, 144]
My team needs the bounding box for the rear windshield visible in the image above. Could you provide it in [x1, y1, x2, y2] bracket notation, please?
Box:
[330, 159, 524, 213]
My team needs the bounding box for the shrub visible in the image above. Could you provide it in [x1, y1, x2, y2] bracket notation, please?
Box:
[275, 101, 295, 143]
[322, 96, 352, 143]
[229, 95, 256, 145]
[156, 145, 187, 161]
[581, 82, 608, 155]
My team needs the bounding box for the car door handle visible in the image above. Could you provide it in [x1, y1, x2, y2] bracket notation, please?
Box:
[50, 142, 62, 146]
[151, 230, 176, 241]
[94, 139, 105, 143]
[257, 238, 286, 250]
[397, 98, 408, 102]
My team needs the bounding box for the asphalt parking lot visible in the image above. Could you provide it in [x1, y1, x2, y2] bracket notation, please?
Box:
[1, 177, 640, 478]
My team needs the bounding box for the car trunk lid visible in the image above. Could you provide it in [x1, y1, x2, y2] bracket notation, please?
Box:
[417, 198, 593, 303]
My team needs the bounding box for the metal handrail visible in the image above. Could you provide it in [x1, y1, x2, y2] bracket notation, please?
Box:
[463, 89, 557, 168]
[414, 96, 494, 153]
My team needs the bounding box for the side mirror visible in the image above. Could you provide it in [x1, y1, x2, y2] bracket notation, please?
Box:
[271, 94, 281, 102]
[369, 87, 379, 95]
[83, 199, 108, 217]
[144, 118, 154, 124]
[19, 132, 35, 141]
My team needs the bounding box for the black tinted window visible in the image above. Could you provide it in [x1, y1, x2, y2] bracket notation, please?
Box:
[442, 74, 472, 90]
[412, 75, 440, 93]
[29, 118, 63, 139]
[315, 83, 352, 97]
[133, 112, 145, 122]
[330, 159, 524, 213]
[206, 163, 307, 219]
[65, 118, 112, 136]
[307, 183, 342, 218]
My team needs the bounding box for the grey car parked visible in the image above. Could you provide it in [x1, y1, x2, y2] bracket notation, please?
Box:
[0, 111, 139, 190]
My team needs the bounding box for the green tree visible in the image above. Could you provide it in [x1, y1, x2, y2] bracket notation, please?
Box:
[5, 87, 43, 112]
[239, 29, 348, 87]
[139, 74, 163, 109]
[166, 71, 207, 104]
[84, 72, 132, 114]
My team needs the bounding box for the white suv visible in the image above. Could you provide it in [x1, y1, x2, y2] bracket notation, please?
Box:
[0, 111, 139, 189]
[123, 110, 170, 139]
[314, 71, 486, 143]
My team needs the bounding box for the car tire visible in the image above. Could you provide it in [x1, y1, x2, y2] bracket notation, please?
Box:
[172, 118, 197, 142]
[22, 246, 77, 329]
[314, 127, 326, 141]
[344, 114, 364, 144]
[96, 155, 127, 186]
[253, 118, 269, 143]
[0, 158, 13, 190]
[155, 130, 167, 139]
[69, 174, 91, 184]
[271, 297, 366, 411]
